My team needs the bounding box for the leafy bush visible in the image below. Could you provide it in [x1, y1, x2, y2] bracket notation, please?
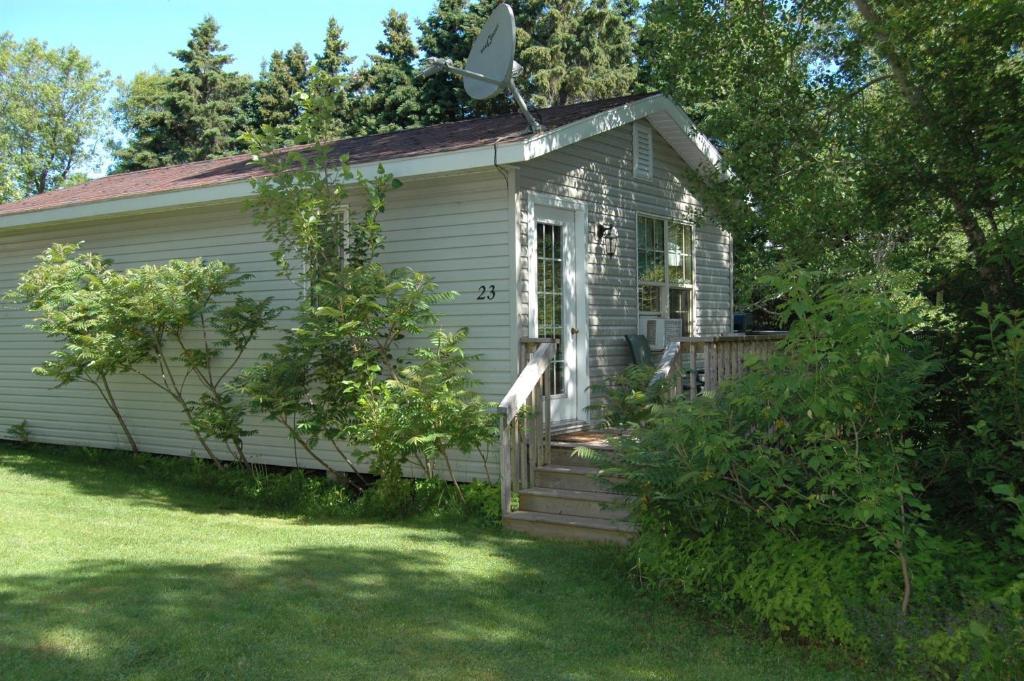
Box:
[959, 306, 1024, 519]
[5, 420, 30, 444]
[7, 244, 279, 466]
[589, 363, 666, 427]
[606, 276, 929, 641]
[604, 273, 1024, 674]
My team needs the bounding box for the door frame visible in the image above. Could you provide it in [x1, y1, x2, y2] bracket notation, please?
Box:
[524, 191, 590, 423]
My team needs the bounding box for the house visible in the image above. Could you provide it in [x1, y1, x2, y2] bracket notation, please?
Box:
[0, 92, 731, 485]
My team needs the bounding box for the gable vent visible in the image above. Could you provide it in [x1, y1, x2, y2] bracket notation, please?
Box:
[633, 120, 653, 180]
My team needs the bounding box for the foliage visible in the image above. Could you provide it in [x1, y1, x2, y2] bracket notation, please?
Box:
[250, 43, 311, 141]
[112, 16, 252, 171]
[958, 306, 1024, 510]
[353, 328, 497, 497]
[6, 243, 142, 453]
[240, 89, 495, 493]
[347, 10, 423, 136]
[6, 243, 278, 465]
[416, 0, 640, 125]
[0, 33, 109, 202]
[605, 275, 939, 643]
[589, 363, 667, 427]
[100, 257, 279, 466]
[5, 420, 30, 445]
[601, 273, 1024, 674]
[639, 0, 1024, 313]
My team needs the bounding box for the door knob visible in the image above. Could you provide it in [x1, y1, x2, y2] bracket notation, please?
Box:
[571, 327, 578, 335]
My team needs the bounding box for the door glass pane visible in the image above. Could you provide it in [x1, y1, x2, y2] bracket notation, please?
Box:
[536, 221, 565, 395]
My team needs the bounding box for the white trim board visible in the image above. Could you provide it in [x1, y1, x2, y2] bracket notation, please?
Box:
[0, 94, 724, 231]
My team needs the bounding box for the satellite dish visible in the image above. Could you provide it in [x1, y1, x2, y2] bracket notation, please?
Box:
[463, 3, 516, 100]
[418, 3, 541, 132]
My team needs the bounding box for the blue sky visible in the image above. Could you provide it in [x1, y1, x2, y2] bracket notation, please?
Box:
[4, 0, 440, 82]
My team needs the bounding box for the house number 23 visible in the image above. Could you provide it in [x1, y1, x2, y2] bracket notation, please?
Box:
[477, 285, 496, 300]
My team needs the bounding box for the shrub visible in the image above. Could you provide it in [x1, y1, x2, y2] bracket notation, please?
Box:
[589, 363, 666, 427]
[606, 274, 942, 648]
[5, 420, 30, 444]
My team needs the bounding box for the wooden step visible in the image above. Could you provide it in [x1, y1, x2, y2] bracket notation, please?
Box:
[533, 464, 618, 493]
[548, 444, 607, 467]
[518, 486, 631, 520]
[503, 510, 635, 545]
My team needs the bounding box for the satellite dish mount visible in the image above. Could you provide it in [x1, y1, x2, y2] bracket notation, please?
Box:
[419, 3, 541, 132]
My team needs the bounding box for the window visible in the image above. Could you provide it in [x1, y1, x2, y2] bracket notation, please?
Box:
[536, 221, 566, 394]
[633, 121, 653, 180]
[638, 215, 694, 331]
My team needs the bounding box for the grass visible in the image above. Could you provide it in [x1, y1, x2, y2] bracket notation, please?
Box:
[0, 444, 871, 680]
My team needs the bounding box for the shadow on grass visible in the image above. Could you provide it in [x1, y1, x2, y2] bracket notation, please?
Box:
[0, 543, 862, 681]
[0, 444, 365, 520]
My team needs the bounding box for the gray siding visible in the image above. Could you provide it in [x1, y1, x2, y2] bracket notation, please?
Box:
[0, 169, 513, 481]
[515, 122, 733, 394]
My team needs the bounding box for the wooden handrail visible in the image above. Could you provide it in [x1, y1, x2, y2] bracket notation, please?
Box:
[499, 341, 555, 416]
[499, 339, 557, 516]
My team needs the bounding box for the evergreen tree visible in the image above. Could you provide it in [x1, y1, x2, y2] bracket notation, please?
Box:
[415, 0, 638, 124]
[113, 17, 252, 170]
[416, 0, 474, 124]
[349, 10, 422, 135]
[520, 0, 639, 107]
[252, 43, 311, 139]
[315, 17, 355, 78]
[306, 17, 358, 139]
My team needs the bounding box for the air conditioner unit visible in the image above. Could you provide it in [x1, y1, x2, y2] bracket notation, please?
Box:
[643, 318, 667, 351]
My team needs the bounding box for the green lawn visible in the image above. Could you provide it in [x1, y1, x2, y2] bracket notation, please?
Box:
[0, 445, 868, 680]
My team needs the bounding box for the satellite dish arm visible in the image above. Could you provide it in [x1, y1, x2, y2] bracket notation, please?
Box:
[417, 57, 542, 133]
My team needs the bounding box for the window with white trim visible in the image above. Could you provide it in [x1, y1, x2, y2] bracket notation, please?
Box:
[638, 215, 694, 333]
[633, 121, 653, 180]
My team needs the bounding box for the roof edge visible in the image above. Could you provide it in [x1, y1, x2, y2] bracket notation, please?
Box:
[0, 93, 723, 230]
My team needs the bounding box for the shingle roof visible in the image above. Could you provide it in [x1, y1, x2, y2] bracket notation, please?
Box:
[0, 93, 655, 218]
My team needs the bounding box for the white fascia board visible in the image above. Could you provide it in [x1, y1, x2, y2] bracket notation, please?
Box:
[495, 94, 668, 164]
[0, 181, 254, 231]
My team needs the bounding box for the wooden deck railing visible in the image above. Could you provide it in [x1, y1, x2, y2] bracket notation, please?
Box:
[498, 338, 557, 516]
[650, 333, 787, 399]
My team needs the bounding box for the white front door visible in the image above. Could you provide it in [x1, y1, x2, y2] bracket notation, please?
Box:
[528, 196, 589, 424]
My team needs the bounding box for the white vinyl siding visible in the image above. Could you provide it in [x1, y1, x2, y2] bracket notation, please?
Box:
[515, 122, 733, 390]
[0, 169, 513, 482]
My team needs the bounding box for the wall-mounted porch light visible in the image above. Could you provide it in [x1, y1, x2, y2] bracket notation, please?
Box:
[595, 222, 617, 257]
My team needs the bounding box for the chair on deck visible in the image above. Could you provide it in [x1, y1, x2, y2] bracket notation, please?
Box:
[624, 334, 654, 367]
[625, 333, 703, 394]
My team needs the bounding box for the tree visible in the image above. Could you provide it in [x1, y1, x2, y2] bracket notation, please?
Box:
[5, 244, 141, 453]
[315, 17, 355, 79]
[415, 0, 639, 125]
[638, 0, 1024, 313]
[416, 0, 475, 124]
[7, 243, 279, 466]
[349, 10, 423, 135]
[0, 34, 109, 201]
[304, 17, 358, 140]
[113, 17, 252, 170]
[251, 43, 311, 140]
[519, 0, 639, 107]
[238, 89, 494, 487]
